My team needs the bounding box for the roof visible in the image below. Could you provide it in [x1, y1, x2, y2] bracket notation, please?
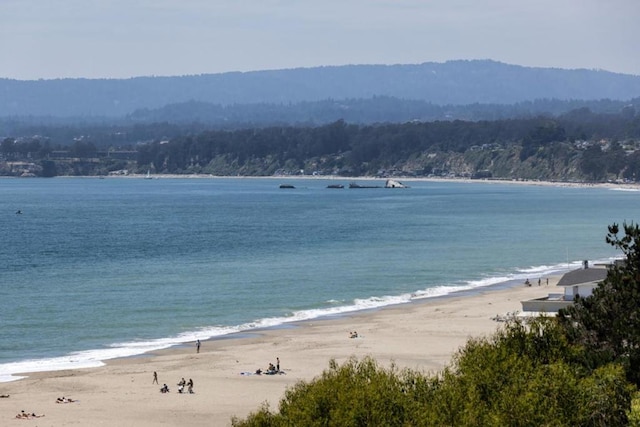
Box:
[557, 267, 608, 287]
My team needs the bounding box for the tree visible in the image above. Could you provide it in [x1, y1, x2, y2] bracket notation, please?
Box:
[1, 137, 15, 157]
[580, 145, 608, 181]
[559, 222, 640, 385]
[40, 160, 57, 177]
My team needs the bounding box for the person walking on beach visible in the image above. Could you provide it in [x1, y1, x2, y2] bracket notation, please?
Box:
[153, 371, 158, 384]
[276, 357, 280, 372]
[196, 339, 201, 353]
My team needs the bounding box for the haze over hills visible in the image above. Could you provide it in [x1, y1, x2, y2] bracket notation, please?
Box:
[2, 60, 640, 118]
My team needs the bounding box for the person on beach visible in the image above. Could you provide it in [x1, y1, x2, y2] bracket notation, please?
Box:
[187, 378, 194, 394]
[196, 339, 201, 353]
[153, 371, 158, 384]
[16, 411, 44, 419]
[276, 357, 280, 372]
[160, 384, 169, 393]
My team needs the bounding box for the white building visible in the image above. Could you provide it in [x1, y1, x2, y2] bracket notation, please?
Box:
[520, 261, 609, 314]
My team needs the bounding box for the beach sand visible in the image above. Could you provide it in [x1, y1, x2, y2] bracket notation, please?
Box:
[0, 280, 556, 426]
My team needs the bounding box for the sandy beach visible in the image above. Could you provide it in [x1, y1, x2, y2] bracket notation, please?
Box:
[0, 280, 556, 426]
[103, 172, 640, 188]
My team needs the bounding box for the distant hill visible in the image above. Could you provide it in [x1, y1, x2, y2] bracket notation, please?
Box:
[2, 60, 640, 118]
[127, 97, 639, 127]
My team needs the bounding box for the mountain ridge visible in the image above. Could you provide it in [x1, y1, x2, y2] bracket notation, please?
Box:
[3, 60, 640, 118]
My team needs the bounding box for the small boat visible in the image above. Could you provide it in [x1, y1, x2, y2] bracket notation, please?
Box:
[144, 170, 153, 180]
[349, 182, 381, 189]
[279, 184, 295, 189]
[327, 184, 344, 189]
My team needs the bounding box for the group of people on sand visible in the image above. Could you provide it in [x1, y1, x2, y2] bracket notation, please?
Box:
[15, 410, 44, 419]
[13, 395, 75, 419]
[524, 277, 549, 287]
[155, 369, 195, 393]
[349, 331, 359, 338]
[255, 357, 281, 375]
[177, 377, 194, 394]
[159, 376, 195, 394]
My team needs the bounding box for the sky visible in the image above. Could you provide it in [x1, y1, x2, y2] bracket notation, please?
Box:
[1, 0, 639, 80]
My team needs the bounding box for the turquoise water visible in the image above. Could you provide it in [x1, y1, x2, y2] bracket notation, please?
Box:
[1, 177, 638, 381]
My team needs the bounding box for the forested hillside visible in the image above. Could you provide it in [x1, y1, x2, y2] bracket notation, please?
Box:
[3, 107, 640, 182]
[127, 96, 640, 127]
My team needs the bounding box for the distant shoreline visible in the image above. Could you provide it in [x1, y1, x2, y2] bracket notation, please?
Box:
[24, 173, 640, 191]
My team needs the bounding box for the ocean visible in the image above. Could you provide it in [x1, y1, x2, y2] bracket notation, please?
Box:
[1, 177, 638, 382]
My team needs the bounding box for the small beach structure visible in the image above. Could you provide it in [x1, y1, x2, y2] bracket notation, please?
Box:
[520, 260, 610, 315]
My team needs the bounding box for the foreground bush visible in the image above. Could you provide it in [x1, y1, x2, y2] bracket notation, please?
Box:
[232, 318, 634, 426]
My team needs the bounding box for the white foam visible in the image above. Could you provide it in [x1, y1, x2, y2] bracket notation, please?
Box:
[0, 257, 619, 382]
[610, 187, 640, 192]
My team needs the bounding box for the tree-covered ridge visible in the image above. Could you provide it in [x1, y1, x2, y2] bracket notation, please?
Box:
[2, 106, 640, 180]
[129, 108, 640, 181]
[126, 96, 640, 127]
[2, 60, 640, 117]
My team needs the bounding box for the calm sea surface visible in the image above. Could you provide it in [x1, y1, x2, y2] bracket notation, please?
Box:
[1, 177, 638, 381]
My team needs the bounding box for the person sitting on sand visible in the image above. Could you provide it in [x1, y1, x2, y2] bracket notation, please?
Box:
[255, 368, 262, 375]
[160, 384, 170, 393]
[16, 411, 44, 419]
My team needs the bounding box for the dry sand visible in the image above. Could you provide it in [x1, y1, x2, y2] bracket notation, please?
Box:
[0, 280, 556, 426]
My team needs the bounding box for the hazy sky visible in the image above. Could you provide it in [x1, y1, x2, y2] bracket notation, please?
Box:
[1, 0, 638, 80]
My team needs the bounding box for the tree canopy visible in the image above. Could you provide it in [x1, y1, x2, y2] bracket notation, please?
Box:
[559, 222, 640, 386]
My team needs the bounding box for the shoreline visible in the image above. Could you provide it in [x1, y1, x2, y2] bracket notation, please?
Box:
[0, 279, 558, 426]
[6, 173, 639, 191]
[0, 271, 567, 384]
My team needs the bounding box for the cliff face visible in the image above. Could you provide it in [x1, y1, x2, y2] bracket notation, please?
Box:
[0, 148, 614, 182]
